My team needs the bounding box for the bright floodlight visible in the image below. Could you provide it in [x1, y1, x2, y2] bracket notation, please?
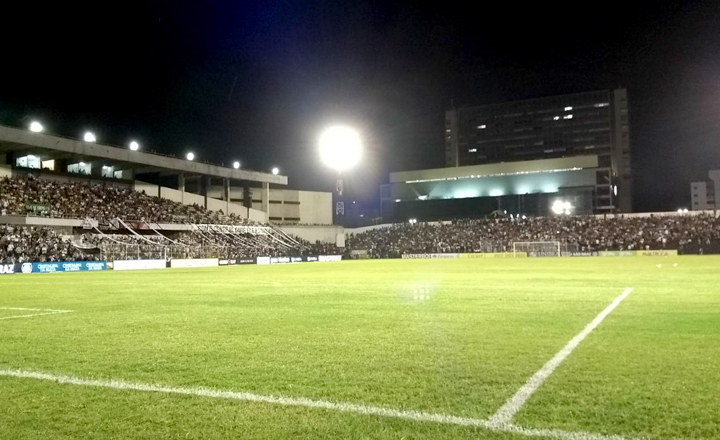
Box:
[552, 200, 573, 215]
[233, 161, 240, 169]
[129, 141, 140, 151]
[271, 167, 279, 175]
[83, 132, 96, 142]
[318, 126, 362, 172]
[29, 121, 44, 133]
[186, 152, 195, 161]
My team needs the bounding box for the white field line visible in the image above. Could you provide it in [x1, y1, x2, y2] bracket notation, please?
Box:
[488, 287, 634, 427]
[0, 368, 489, 427]
[0, 307, 74, 321]
[0, 367, 654, 440]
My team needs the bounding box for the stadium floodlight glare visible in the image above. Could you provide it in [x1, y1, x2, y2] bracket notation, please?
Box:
[186, 152, 195, 161]
[551, 200, 573, 215]
[83, 132, 96, 142]
[129, 141, 140, 151]
[271, 167, 279, 175]
[29, 121, 44, 133]
[233, 161, 240, 169]
[318, 126, 362, 172]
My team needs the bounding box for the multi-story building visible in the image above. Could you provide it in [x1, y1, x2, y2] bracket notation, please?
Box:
[691, 170, 720, 211]
[444, 89, 632, 213]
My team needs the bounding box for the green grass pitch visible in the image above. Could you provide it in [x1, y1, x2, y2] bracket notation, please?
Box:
[1, 257, 719, 439]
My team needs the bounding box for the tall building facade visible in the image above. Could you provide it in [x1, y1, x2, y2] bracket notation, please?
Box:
[445, 89, 632, 212]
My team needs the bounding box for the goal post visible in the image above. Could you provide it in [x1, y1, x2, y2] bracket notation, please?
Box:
[512, 241, 561, 257]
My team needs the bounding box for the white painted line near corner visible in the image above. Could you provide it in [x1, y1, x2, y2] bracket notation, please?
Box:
[0, 365, 654, 440]
[0, 368, 490, 427]
[488, 288, 634, 427]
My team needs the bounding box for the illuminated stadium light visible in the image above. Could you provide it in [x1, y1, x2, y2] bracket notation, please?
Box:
[129, 141, 140, 151]
[271, 167, 279, 175]
[489, 189, 504, 197]
[417, 195, 428, 200]
[83, 132, 96, 142]
[186, 152, 195, 161]
[613, 185, 618, 196]
[409, 218, 417, 224]
[29, 121, 44, 133]
[233, 161, 240, 169]
[318, 126, 362, 172]
[552, 200, 573, 215]
[79, 162, 86, 167]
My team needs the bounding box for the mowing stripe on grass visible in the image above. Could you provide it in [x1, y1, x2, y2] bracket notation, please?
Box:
[489, 287, 634, 427]
[0, 367, 653, 440]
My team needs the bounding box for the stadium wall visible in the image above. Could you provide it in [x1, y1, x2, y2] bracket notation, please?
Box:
[278, 225, 344, 245]
[133, 180, 268, 222]
[0, 164, 12, 178]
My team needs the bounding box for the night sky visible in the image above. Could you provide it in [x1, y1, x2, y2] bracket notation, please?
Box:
[3, 1, 720, 213]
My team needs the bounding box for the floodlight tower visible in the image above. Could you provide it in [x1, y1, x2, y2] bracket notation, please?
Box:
[318, 126, 362, 225]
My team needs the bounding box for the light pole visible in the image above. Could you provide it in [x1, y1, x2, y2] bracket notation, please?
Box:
[318, 126, 362, 225]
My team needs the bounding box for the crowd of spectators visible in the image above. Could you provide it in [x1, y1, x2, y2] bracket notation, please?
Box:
[344, 215, 720, 258]
[0, 175, 253, 226]
[0, 225, 95, 264]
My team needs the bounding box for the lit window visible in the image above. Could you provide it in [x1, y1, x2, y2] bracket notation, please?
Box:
[468, 148, 477, 153]
[564, 106, 573, 111]
[594, 102, 609, 107]
[553, 116, 560, 121]
[478, 124, 486, 129]
[563, 114, 573, 119]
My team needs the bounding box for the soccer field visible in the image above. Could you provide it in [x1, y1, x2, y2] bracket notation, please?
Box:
[1, 257, 719, 439]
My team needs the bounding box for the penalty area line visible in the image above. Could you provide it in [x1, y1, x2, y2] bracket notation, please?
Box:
[0, 366, 653, 440]
[489, 287, 634, 427]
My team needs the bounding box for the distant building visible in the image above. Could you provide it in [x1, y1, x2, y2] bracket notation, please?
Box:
[444, 89, 632, 213]
[691, 170, 720, 211]
[381, 155, 617, 222]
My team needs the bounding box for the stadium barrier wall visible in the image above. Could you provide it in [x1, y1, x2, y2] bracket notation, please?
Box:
[402, 253, 460, 259]
[170, 258, 219, 268]
[599, 250, 678, 257]
[460, 252, 527, 258]
[113, 260, 167, 271]
[0, 261, 107, 275]
[219, 258, 256, 265]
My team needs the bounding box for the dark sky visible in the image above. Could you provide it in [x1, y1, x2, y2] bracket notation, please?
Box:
[2, 1, 720, 212]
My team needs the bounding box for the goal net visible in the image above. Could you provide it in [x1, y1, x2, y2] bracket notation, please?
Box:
[512, 241, 561, 257]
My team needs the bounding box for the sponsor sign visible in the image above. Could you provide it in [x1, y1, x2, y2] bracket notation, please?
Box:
[599, 251, 636, 257]
[460, 252, 526, 258]
[599, 250, 678, 257]
[318, 255, 342, 262]
[237, 258, 256, 265]
[2, 261, 107, 274]
[170, 258, 219, 268]
[0, 264, 15, 275]
[638, 250, 678, 256]
[402, 253, 460, 259]
[219, 259, 230, 266]
[561, 252, 598, 257]
[303, 255, 319, 262]
[113, 260, 166, 271]
[256, 256, 271, 265]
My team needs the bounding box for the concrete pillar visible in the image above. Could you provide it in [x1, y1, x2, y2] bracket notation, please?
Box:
[178, 173, 185, 204]
[261, 182, 270, 215]
[201, 176, 210, 209]
[243, 182, 252, 208]
[224, 178, 230, 214]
